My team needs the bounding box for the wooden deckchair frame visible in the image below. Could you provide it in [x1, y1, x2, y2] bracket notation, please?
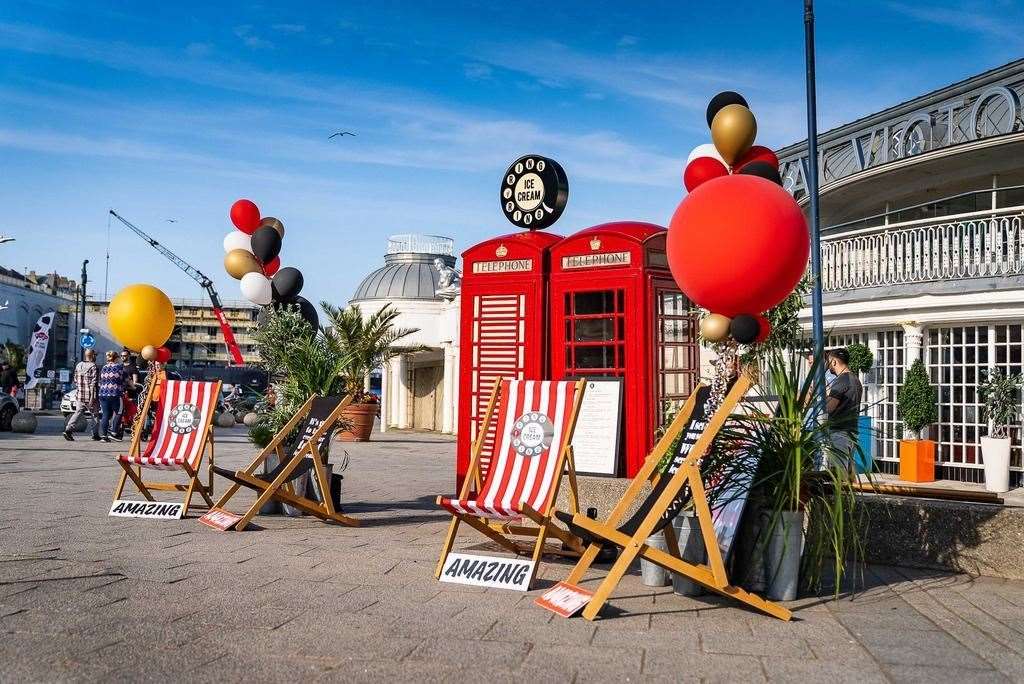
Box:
[213, 395, 357, 531]
[562, 367, 792, 621]
[112, 379, 221, 518]
[434, 378, 587, 590]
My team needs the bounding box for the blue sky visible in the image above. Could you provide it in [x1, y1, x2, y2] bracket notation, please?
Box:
[1, 1, 1022, 309]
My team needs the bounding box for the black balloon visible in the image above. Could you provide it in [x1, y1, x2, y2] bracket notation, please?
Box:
[706, 91, 749, 128]
[271, 267, 304, 302]
[738, 161, 782, 185]
[290, 295, 319, 331]
[251, 225, 282, 264]
[729, 314, 761, 344]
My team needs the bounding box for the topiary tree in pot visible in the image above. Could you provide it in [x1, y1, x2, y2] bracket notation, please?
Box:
[896, 359, 938, 483]
[979, 369, 1022, 493]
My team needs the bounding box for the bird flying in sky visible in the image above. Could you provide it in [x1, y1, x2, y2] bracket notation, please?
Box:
[166, 219, 178, 223]
[328, 131, 356, 139]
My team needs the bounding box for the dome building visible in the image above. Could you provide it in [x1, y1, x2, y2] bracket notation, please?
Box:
[350, 234, 461, 434]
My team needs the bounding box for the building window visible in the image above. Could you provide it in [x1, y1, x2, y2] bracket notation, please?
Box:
[874, 329, 905, 472]
[655, 289, 698, 428]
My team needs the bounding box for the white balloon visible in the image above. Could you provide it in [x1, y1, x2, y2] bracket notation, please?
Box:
[240, 272, 273, 305]
[686, 143, 727, 166]
[223, 230, 253, 254]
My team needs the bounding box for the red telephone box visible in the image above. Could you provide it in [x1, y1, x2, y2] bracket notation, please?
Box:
[549, 222, 700, 477]
[456, 231, 562, 486]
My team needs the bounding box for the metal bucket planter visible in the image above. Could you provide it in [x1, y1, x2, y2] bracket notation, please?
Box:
[671, 512, 706, 596]
[640, 532, 670, 587]
[765, 510, 804, 601]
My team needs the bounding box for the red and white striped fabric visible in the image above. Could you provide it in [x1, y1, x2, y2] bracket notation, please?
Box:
[119, 380, 219, 471]
[440, 379, 578, 520]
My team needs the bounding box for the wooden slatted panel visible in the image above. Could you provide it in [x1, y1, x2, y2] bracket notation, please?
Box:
[470, 293, 526, 478]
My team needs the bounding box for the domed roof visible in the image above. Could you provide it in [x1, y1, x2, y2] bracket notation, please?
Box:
[352, 234, 457, 302]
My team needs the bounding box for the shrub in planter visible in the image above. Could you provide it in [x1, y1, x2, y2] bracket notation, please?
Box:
[845, 343, 874, 375]
[979, 369, 1022, 493]
[896, 359, 938, 482]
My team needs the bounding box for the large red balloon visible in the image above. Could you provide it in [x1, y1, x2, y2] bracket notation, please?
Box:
[262, 256, 281, 276]
[733, 145, 779, 172]
[230, 199, 261, 235]
[667, 175, 808, 317]
[683, 156, 728, 193]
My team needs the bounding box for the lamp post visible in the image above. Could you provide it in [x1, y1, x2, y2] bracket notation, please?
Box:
[79, 260, 88, 361]
[804, 0, 827, 409]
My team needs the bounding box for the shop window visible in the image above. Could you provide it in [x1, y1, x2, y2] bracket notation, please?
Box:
[655, 289, 698, 427]
[563, 289, 624, 375]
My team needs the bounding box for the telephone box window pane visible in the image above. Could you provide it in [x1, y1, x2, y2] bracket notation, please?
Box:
[575, 318, 615, 341]
[573, 291, 616, 315]
[575, 346, 616, 369]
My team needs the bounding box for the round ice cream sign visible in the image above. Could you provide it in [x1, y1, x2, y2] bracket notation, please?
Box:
[501, 155, 568, 230]
[168, 403, 201, 435]
[511, 412, 554, 457]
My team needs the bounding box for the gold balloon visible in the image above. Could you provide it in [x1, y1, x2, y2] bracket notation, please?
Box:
[700, 314, 732, 343]
[224, 249, 262, 279]
[141, 345, 158, 362]
[711, 104, 757, 165]
[259, 216, 285, 239]
[107, 284, 176, 352]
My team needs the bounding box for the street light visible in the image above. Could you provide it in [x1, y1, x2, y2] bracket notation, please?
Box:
[804, 0, 827, 410]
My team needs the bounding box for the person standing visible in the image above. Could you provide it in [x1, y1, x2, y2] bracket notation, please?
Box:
[825, 348, 863, 466]
[0, 362, 18, 396]
[121, 351, 140, 397]
[63, 349, 100, 441]
[98, 351, 126, 442]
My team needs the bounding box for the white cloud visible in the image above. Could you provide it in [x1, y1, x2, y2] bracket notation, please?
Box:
[463, 62, 493, 81]
[271, 23, 307, 34]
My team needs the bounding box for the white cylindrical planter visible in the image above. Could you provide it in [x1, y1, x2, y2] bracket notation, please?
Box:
[671, 512, 706, 596]
[641, 533, 670, 587]
[765, 510, 804, 602]
[981, 436, 1011, 493]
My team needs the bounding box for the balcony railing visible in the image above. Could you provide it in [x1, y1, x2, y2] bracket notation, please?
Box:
[820, 207, 1024, 292]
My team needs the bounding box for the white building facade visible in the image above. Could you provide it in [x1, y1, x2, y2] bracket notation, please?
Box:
[350, 234, 461, 434]
[778, 59, 1024, 486]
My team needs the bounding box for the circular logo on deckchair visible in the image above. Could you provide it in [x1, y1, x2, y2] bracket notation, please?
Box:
[511, 412, 553, 457]
[168, 403, 201, 435]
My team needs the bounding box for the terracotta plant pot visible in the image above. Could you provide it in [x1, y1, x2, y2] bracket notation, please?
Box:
[337, 402, 377, 442]
[899, 439, 935, 483]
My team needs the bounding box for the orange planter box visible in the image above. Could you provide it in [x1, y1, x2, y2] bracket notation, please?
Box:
[899, 439, 936, 483]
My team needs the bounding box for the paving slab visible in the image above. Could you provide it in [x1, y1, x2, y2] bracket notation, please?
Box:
[1, 417, 1023, 682]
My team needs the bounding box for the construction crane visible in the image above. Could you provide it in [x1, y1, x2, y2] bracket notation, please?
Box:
[109, 209, 245, 365]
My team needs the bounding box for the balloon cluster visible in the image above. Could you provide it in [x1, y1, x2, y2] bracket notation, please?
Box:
[107, 283, 175, 363]
[224, 199, 317, 330]
[683, 91, 782, 193]
[668, 91, 809, 348]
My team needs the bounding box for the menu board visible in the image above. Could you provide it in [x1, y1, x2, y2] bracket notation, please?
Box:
[569, 377, 623, 476]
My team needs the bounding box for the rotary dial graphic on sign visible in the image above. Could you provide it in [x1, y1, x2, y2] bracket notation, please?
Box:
[500, 155, 569, 231]
[511, 412, 554, 458]
[168, 403, 201, 435]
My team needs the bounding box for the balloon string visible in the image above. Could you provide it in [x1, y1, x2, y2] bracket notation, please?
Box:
[704, 340, 737, 418]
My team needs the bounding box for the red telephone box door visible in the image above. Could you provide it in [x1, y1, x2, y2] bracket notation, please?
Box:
[456, 231, 561, 487]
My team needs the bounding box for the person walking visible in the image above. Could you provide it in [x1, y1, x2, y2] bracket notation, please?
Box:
[98, 351, 126, 442]
[63, 349, 100, 441]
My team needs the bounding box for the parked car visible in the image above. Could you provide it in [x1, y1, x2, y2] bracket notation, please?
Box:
[60, 370, 182, 418]
[0, 394, 19, 431]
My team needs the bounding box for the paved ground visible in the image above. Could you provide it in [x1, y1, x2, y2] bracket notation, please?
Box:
[3, 418, 1024, 682]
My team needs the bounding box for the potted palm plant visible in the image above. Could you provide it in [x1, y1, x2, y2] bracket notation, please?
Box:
[722, 349, 864, 601]
[321, 302, 420, 441]
[979, 369, 1022, 493]
[896, 359, 938, 483]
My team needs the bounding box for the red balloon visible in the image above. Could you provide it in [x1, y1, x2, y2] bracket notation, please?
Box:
[155, 346, 172, 363]
[683, 156, 728, 193]
[262, 256, 281, 276]
[667, 175, 808, 317]
[230, 199, 261, 235]
[733, 145, 779, 173]
[754, 313, 771, 343]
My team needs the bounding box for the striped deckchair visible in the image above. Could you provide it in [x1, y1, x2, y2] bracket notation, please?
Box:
[112, 379, 221, 518]
[435, 378, 587, 590]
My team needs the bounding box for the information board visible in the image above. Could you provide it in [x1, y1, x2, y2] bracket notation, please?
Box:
[568, 377, 623, 476]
